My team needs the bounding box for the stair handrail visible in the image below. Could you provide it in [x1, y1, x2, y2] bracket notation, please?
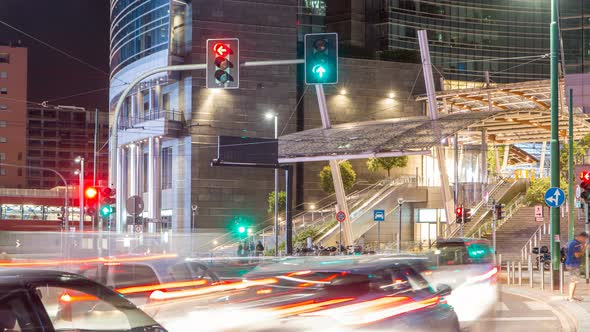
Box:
[520, 223, 549, 262]
[471, 193, 524, 238]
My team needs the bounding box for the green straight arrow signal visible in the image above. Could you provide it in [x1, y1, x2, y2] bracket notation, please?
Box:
[312, 65, 326, 78]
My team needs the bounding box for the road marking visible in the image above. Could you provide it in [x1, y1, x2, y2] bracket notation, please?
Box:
[524, 301, 552, 311]
[481, 317, 558, 322]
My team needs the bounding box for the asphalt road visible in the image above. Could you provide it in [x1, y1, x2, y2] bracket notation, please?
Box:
[469, 291, 564, 332]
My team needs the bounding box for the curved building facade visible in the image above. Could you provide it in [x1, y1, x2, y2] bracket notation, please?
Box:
[110, 0, 171, 77]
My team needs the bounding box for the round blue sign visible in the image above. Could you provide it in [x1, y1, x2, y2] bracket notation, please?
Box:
[544, 187, 565, 207]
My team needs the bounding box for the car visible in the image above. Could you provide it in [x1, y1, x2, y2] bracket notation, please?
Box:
[144, 256, 460, 332]
[0, 269, 166, 332]
[75, 256, 222, 306]
[423, 238, 499, 327]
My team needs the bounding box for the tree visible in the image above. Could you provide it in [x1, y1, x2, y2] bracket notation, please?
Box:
[319, 161, 357, 194]
[487, 145, 505, 176]
[524, 177, 567, 205]
[366, 156, 408, 178]
[267, 191, 286, 214]
[560, 133, 590, 179]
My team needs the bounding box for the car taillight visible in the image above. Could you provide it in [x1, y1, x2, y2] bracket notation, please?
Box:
[467, 267, 498, 284]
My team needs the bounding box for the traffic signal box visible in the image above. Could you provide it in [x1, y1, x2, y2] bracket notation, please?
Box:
[455, 206, 472, 224]
[84, 186, 98, 215]
[99, 187, 116, 219]
[580, 170, 590, 203]
[304, 33, 338, 85]
[206, 38, 239, 89]
[494, 204, 505, 220]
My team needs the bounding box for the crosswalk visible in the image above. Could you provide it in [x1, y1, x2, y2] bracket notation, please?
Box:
[495, 300, 552, 312]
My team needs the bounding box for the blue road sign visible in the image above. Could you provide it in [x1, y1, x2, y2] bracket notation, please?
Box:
[374, 210, 385, 222]
[544, 187, 565, 207]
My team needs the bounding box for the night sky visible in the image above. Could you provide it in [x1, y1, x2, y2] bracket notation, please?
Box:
[0, 0, 110, 110]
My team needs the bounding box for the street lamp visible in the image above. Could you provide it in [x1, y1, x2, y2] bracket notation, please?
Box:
[266, 112, 279, 255]
[397, 198, 404, 253]
[75, 156, 85, 231]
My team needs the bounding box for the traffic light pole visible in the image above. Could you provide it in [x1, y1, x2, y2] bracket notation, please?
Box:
[550, 0, 561, 290]
[568, 89, 574, 241]
[79, 158, 85, 232]
[492, 199, 497, 254]
[586, 203, 589, 284]
[460, 207, 464, 237]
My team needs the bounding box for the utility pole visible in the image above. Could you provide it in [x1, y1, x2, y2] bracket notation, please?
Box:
[76, 157, 85, 231]
[93, 108, 99, 187]
[549, 0, 561, 290]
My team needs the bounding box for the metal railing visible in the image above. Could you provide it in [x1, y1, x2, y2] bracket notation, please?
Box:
[470, 193, 524, 238]
[521, 223, 549, 263]
[120, 109, 185, 129]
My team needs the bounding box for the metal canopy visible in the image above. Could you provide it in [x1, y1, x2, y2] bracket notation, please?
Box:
[279, 79, 590, 163]
[279, 112, 497, 162]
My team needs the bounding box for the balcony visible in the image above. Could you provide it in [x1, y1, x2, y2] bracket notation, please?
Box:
[118, 109, 186, 145]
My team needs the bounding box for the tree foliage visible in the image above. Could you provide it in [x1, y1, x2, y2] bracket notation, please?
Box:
[267, 191, 286, 214]
[366, 156, 408, 178]
[560, 133, 590, 179]
[487, 145, 505, 176]
[524, 177, 567, 205]
[319, 161, 356, 194]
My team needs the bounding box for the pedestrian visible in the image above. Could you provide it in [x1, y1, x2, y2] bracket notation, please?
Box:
[565, 232, 589, 302]
[249, 241, 255, 256]
[256, 241, 264, 256]
[237, 244, 243, 257]
[243, 241, 250, 257]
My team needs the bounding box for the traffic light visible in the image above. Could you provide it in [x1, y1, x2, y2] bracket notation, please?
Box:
[455, 206, 463, 223]
[206, 38, 239, 89]
[84, 186, 98, 215]
[464, 208, 472, 223]
[238, 226, 246, 234]
[580, 170, 590, 203]
[304, 33, 338, 84]
[99, 187, 116, 219]
[495, 204, 505, 220]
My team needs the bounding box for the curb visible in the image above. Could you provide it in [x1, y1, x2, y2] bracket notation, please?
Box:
[503, 287, 584, 332]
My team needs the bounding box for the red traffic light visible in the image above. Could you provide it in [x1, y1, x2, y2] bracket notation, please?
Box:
[85, 187, 98, 199]
[455, 207, 463, 217]
[212, 43, 233, 57]
[581, 171, 590, 182]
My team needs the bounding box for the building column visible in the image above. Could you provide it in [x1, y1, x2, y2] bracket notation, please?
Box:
[136, 142, 143, 195]
[148, 137, 162, 222]
[129, 94, 136, 126]
[481, 129, 488, 186]
[148, 86, 154, 115]
[502, 144, 510, 169]
[116, 146, 128, 232]
[129, 144, 137, 197]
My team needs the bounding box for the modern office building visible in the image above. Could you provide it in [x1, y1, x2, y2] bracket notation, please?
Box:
[0, 44, 27, 188]
[109, 0, 431, 233]
[26, 106, 109, 189]
[324, 0, 590, 88]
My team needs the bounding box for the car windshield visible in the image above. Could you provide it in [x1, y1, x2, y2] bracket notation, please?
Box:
[436, 242, 494, 265]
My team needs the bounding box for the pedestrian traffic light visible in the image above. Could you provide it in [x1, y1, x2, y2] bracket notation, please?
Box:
[304, 33, 338, 84]
[206, 38, 239, 89]
[495, 204, 505, 220]
[455, 206, 463, 223]
[580, 171, 590, 203]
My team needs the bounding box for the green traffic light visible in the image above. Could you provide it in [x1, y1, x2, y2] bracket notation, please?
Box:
[312, 65, 326, 78]
[100, 205, 113, 217]
[238, 226, 246, 233]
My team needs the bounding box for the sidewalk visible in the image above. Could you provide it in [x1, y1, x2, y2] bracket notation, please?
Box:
[502, 271, 590, 331]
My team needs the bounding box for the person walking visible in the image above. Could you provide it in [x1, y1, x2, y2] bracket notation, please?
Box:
[256, 241, 264, 256]
[565, 232, 589, 302]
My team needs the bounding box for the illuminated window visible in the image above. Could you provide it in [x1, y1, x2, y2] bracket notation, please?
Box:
[0, 168, 5, 176]
[0, 153, 5, 160]
[0, 71, 6, 78]
[0, 121, 6, 128]
[0, 105, 7, 111]
[0, 88, 7, 94]
[0, 137, 6, 143]
[0, 54, 8, 63]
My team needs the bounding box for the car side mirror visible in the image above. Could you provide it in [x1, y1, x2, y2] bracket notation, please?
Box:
[436, 283, 452, 296]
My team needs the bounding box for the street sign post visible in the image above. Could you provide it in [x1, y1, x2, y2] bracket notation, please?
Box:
[336, 210, 346, 254]
[374, 210, 385, 253]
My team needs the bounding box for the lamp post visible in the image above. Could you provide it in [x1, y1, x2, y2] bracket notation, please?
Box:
[75, 156, 85, 231]
[266, 112, 279, 255]
[397, 198, 404, 253]
[549, 0, 560, 289]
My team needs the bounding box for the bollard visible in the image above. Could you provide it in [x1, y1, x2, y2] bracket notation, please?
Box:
[506, 262, 511, 286]
[518, 261, 522, 286]
[528, 256, 533, 288]
[539, 264, 545, 290]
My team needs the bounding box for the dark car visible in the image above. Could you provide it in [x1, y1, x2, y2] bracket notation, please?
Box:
[76, 256, 221, 306]
[146, 256, 460, 332]
[0, 269, 166, 332]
